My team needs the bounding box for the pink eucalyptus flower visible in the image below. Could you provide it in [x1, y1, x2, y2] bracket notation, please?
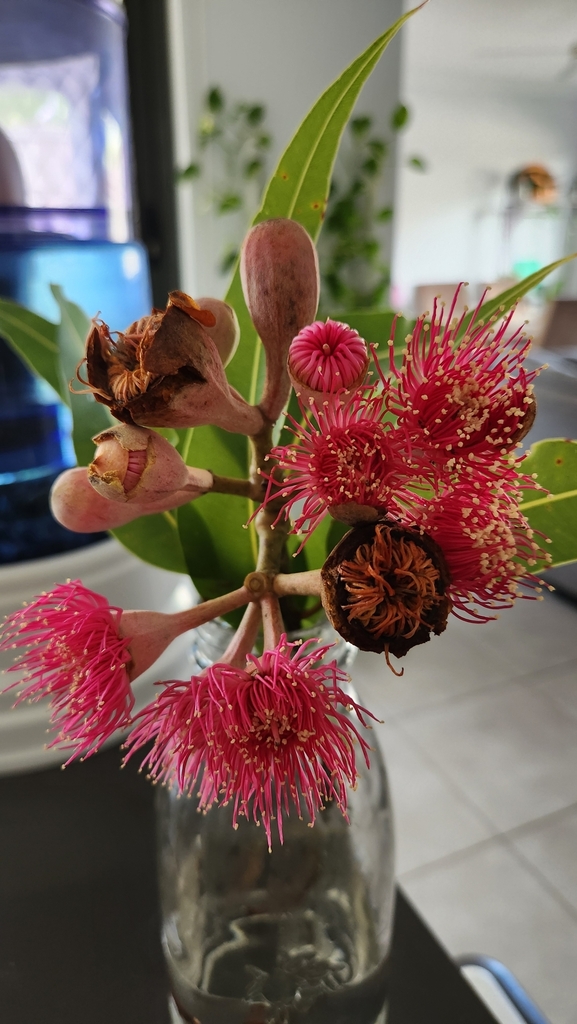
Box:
[288, 319, 369, 398]
[262, 387, 435, 543]
[384, 287, 539, 463]
[0, 581, 133, 761]
[126, 636, 374, 848]
[418, 485, 550, 622]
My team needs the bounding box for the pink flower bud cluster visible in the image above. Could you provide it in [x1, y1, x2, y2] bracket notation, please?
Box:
[263, 285, 548, 621]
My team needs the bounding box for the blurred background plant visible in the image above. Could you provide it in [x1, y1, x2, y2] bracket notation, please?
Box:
[318, 103, 426, 314]
[177, 86, 272, 276]
[178, 89, 426, 311]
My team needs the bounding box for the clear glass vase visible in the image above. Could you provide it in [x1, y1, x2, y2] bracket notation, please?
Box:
[156, 618, 395, 1024]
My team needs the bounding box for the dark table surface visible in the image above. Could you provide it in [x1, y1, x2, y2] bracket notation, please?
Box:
[0, 746, 497, 1024]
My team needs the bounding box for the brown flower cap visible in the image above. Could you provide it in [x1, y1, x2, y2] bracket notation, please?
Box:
[80, 292, 218, 426]
[77, 292, 263, 434]
[321, 520, 452, 660]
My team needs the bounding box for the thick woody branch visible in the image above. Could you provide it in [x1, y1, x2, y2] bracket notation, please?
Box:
[249, 421, 275, 490]
[273, 570, 322, 598]
[254, 507, 291, 574]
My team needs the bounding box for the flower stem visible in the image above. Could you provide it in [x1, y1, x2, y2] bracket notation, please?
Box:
[210, 474, 262, 500]
[222, 601, 262, 668]
[170, 587, 252, 633]
[262, 593, 285, 650]
[273, 570, 322, 598]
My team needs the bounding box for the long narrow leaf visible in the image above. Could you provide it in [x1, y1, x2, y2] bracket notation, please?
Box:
[51, 286, 113, 467]
[521, 439, 577, 568]
[112, 513, 188, 576]
[0, 298, 62, 398]
[471, 252, 577, 326]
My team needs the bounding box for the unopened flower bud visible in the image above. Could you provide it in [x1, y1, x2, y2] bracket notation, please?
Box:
[240, 218, 319, 421]
[88, 424, 203, 504]
[288, 319, 369, 405]
[196, 297, 240, 366]
[321, 521, 451, 661]
[50, 467, 209, 533]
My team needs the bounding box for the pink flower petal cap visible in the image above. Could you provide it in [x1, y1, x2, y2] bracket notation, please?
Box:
[288, 319, 369, 401]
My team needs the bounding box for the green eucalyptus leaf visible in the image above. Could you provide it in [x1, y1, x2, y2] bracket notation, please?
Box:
[475, 252, 577, 325]
[520, 439, 577, 568]
[50, 285, 113, 466]
[223, 5, 420, 407]
[178, 420, 258, 599]
[302, 516, 348, 572]
[112, 512, 188, 576]
[300, 517, 333, 574]
[176, 500, 253, 601]
[0, 298, 62, 398]
[258, 6, 419, 235]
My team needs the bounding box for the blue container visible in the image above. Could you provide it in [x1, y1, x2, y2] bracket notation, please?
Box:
[0, 0, 153, 564]
[0, 0, 134, 240]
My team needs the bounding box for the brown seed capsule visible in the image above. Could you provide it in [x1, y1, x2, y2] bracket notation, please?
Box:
[321, 521, 452, 659]
[240, 218, 319, 421]
[80, 291, 263, 435]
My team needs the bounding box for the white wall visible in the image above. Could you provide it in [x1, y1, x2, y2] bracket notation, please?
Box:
[392, 0, 577, 313]
[167, 0, 404, 298]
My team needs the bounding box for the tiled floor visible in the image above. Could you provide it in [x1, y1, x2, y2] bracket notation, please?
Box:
[350, 590, 577, 1024]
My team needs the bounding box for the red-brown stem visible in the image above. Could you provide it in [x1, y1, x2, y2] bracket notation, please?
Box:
[210, 474, 262, 501]
[262, 592, 285, 650]
[169, 587, 253, 633]
[221, 601, 262, 669]
[273, 570, 322, 598]
[259, 370, 292, 426]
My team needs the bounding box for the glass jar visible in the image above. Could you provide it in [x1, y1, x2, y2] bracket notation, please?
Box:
[156, 618, 395, 1024]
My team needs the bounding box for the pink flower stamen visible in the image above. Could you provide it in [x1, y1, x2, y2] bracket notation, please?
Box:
[0, 581, 133, 761]
[384, 287, 539, 463]
[126, 636, 375, 848]
[418, 486, 549, 621]
[260, 387, 437, 544]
